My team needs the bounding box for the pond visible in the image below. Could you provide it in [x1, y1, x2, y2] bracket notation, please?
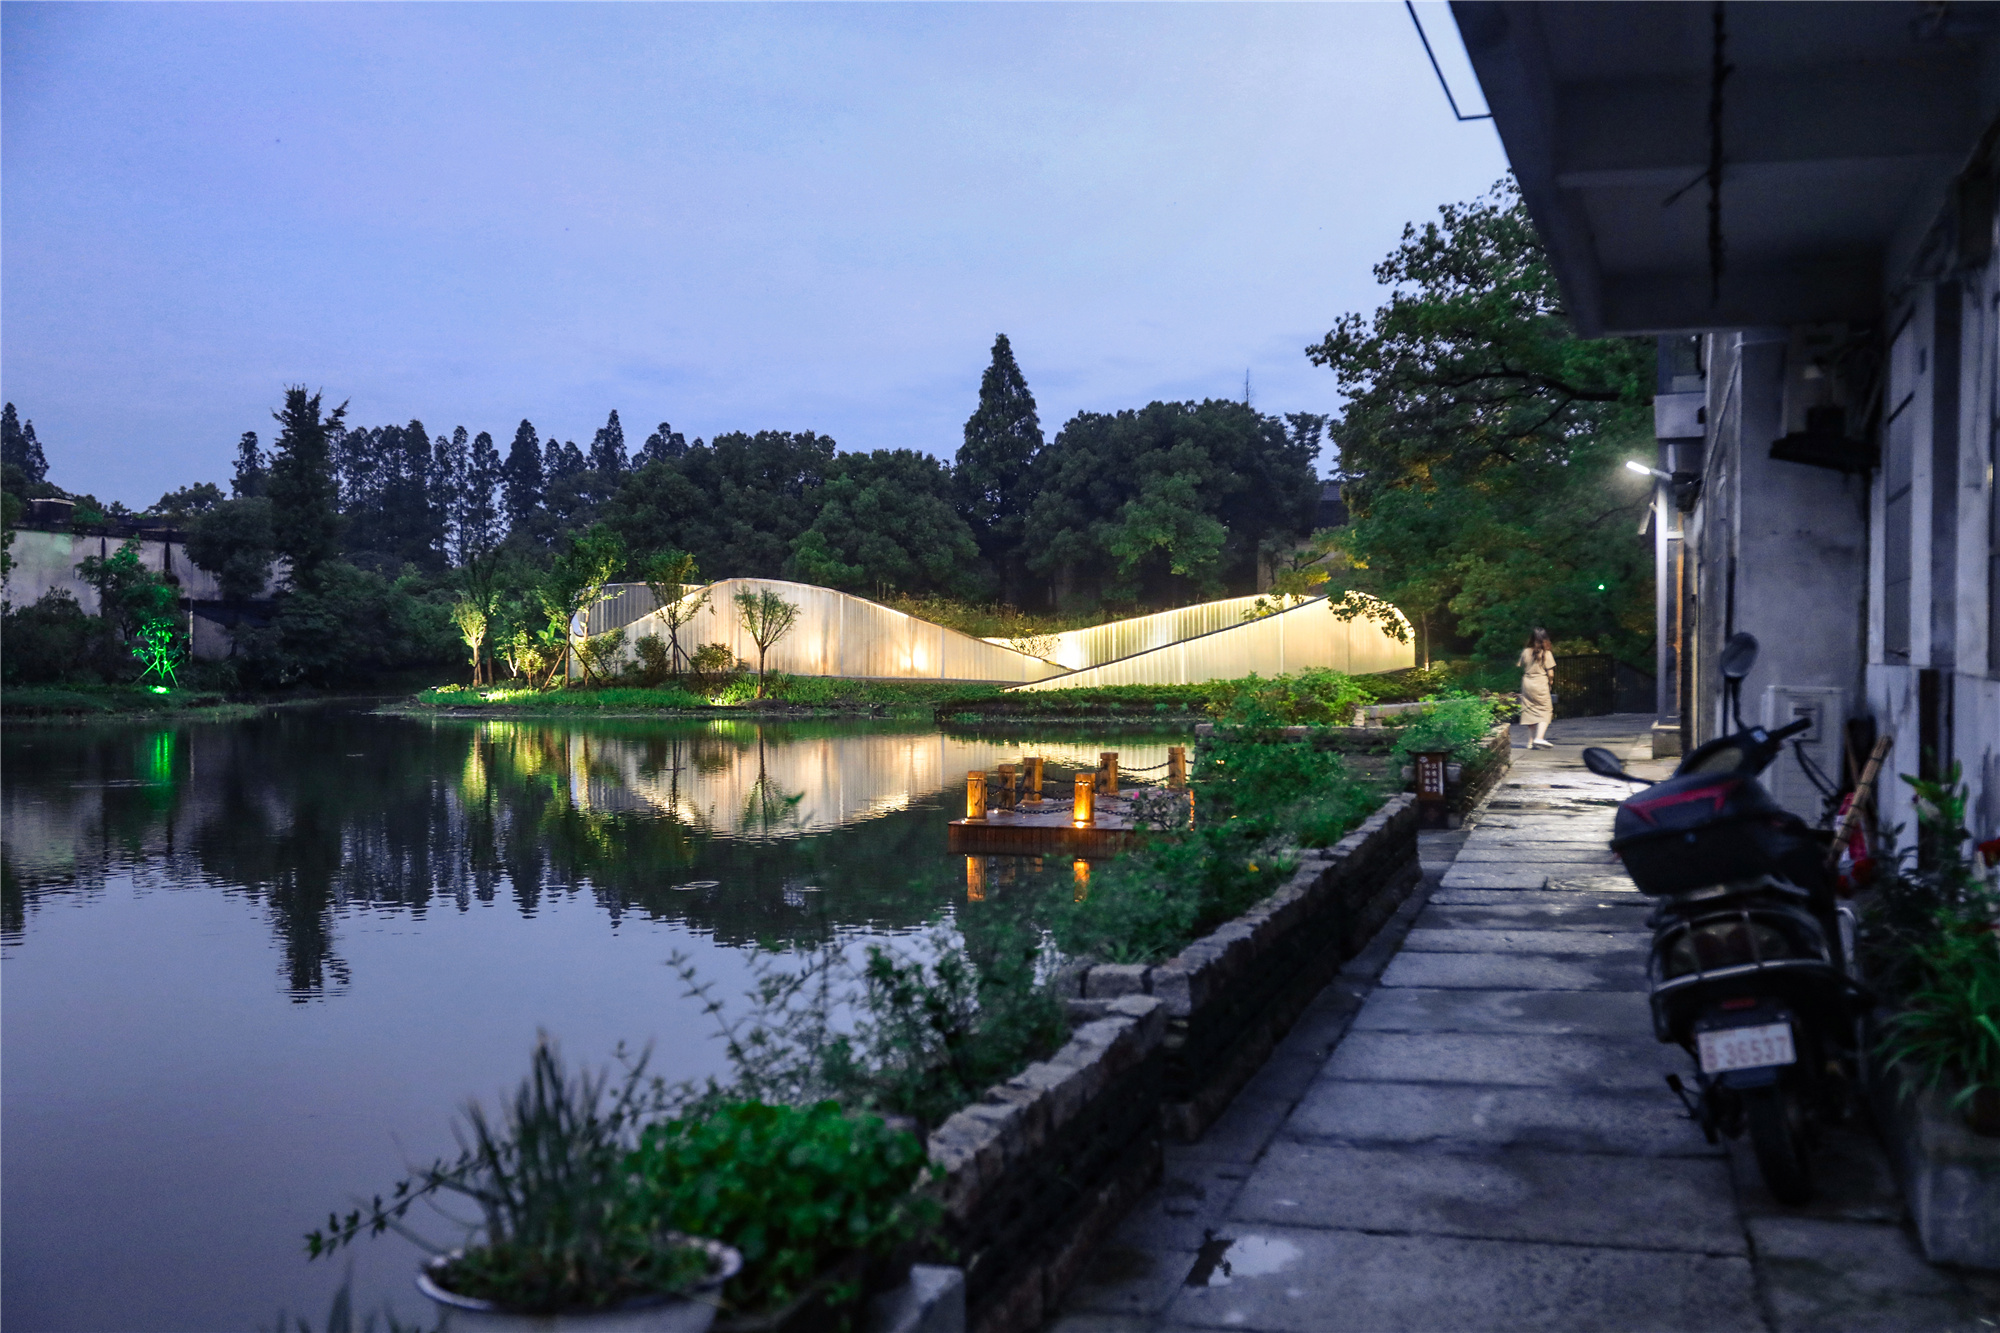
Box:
[1, 707, 1185, 1333]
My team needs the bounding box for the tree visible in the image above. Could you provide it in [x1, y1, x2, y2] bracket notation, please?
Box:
[955, 334, 1044, 602]
[639, 548, 709, 674]
[536, 523, 627, 686]
[789, 450, 984, 598]
[1022, 400, 1318, 608]
[2, 403, 48, 489]
[152, 482, 226, 520]
[605, 430, 836, 580]
[734, 588, 800, 698]
[266, 387, 348, 587]
[187, 499, 278, 601]
[637, 421, 687, 466]
[502, 420, 544, 537]
[76, 538, 186, 683]
[588, 409, 627, 495]
[450, 597, 490, 686]
[1305, 178, 1655, 662]
[455, 430, 505, 565]
[231, 431, 268, 498]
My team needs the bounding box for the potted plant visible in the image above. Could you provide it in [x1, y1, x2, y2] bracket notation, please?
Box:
[309, 1039, 740, 1332]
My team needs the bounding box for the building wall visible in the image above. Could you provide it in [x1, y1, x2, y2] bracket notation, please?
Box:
[1686, 330, 1872, 814]
[1682, 264, 1999, 844]
[4, 528, 250, 610]
[1867, 267, 2000, 845]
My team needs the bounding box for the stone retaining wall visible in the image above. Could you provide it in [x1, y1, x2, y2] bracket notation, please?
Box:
[921, 790, 1421, 1331]
[923, 995, 1168, 1333]
[1451, 725, 1513, 813]
[1050, 793, 1420, 1141]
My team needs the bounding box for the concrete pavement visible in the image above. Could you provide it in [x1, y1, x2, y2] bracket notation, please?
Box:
[1052, 714, 2000, 1332]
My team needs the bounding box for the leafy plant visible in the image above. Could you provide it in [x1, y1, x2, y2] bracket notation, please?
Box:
[1388, 693, 1498, 766]
[1875, 906, 2000, 1115]
[306, 1037, 714, 1314]
[628, 1101, 936, 1317]
[1207, 668, 1377, 726]
[1053, 709, 1378, 963]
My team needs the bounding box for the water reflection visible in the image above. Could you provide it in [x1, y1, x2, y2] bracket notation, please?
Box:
[2, 710, 1175, 1000]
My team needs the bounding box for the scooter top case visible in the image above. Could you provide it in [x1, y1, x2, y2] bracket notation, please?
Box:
[1610, 770, 1818, 896]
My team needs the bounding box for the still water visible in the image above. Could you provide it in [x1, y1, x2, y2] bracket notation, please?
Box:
[1, 707, 1178, 1332]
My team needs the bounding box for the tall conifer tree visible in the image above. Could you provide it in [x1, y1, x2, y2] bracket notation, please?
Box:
[266, 387, 347, 585]
[503, 420, 544, 536]
[954, 334, 1044, 603]
[231, 431, 268, 498]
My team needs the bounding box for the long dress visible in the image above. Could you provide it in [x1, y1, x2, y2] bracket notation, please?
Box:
[1518, 648, 1554, 726]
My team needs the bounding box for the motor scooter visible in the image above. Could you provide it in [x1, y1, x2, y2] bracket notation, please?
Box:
[1582, 632, 1871, 1203]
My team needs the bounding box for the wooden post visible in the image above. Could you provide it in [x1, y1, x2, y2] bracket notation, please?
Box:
[1099, 751, 1119, 794]
[998, 762, 1017, 811]
[1415, 750, 1449, 830]
[966, 770, 988, 821]
[1168, 745, 1188, 790]
[965, 856, 986, 902]
[1025, 756, 1044, 803]
[1072, 772, 1095, 825]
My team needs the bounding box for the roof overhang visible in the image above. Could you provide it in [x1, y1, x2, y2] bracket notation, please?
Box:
[1452, 1, 2000, 335]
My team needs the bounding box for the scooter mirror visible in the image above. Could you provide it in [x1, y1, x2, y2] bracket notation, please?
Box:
[1719, 632, 1759, 681]
[1581, 747, 1629, 780]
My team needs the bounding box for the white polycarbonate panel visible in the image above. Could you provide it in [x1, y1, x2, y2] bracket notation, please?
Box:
[1006, 596, 1413, 691]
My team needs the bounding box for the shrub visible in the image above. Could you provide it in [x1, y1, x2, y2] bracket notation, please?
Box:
[1388, 693, 1498, 766]
[1, 589, 127, 684]
[1876, 906, 2000, 1115]
[1053, 709, 1381, 963]
[1208, 668, 1377, 725]
[629, 1101, 936, 1317]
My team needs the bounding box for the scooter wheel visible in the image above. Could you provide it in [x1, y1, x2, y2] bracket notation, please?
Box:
[1745, 1086, 1814, 1204]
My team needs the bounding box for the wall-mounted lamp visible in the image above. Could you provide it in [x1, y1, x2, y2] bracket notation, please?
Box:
[1626, 460, 1673, 481]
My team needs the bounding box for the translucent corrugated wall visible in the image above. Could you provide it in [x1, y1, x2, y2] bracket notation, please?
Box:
[587, 579, 1067, 683]
[1007, 595, 1412, 691]
[989, 594, 1276, 669]
[582, 581, 1411, 687]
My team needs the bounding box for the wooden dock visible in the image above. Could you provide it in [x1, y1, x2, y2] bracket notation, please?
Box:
[947, 793, 1155, 857]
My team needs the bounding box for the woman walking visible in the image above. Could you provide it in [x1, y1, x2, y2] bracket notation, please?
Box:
[1519, 628, 1556, 749]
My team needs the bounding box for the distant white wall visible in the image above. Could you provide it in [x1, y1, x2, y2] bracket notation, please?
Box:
[1009, 595, 1413, 691]
[4, 529, 270, 610]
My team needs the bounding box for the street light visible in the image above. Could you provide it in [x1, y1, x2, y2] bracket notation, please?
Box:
[1626, 460, 1673, 481]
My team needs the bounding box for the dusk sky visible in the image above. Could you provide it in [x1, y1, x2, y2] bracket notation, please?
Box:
[2, 2, 1504, 509]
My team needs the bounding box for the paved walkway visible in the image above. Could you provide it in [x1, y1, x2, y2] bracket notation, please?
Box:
[1054, 714, 2000, 1333]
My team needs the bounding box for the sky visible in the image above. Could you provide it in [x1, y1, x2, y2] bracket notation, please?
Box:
[1, 1, 1504, 509]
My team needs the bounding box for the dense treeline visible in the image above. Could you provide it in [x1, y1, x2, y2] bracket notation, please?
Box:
[3, 337, 1324, 690]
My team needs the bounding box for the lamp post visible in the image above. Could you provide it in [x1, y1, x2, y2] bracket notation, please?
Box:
[1628, 459, 1685, 756]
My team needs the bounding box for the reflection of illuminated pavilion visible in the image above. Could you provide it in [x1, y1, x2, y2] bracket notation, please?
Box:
[497, 723, 1177, 842]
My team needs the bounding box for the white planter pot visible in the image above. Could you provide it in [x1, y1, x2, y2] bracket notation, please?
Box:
[418, 1238, 741, 1333]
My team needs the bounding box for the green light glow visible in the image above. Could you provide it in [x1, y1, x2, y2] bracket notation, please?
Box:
[149, 685, 171, 694]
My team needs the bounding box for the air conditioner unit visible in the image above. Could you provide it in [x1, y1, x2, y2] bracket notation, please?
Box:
[1762, 686, 1846, 823]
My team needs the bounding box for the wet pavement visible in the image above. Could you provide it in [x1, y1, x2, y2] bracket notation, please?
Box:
[1051, 714, 2000, 1332]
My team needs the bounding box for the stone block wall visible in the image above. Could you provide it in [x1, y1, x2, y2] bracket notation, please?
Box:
[924, 995, 1168, 1333]
[1048, 793, 1420, 1140]
[921, 791, 1422, 1331]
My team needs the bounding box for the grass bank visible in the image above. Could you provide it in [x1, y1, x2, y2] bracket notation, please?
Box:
[0, 682, 257, 719]
[413, 676, 1003, 718]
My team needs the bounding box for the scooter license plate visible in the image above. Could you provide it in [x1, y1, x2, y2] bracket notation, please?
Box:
[1698, 1022, 1796, 1074]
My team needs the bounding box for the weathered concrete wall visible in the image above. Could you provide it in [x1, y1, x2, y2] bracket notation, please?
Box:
[4, 528, 258, 610]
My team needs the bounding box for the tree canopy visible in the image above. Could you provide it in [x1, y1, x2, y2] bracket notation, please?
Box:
[1306, 179, 1655, 662]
